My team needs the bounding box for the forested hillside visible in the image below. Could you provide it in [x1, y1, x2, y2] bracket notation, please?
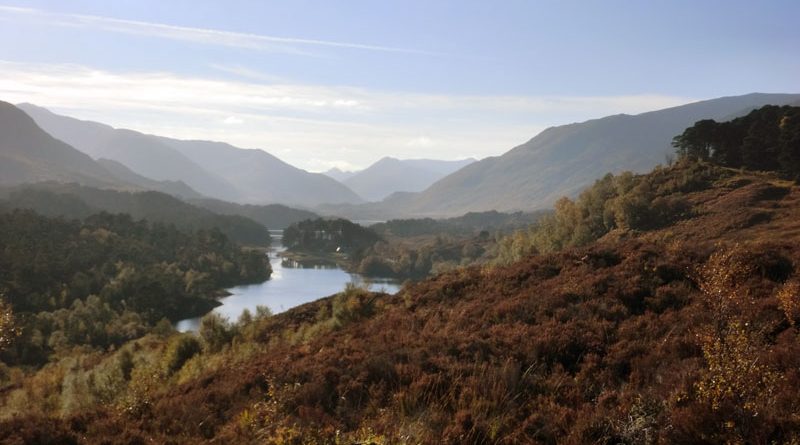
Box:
[283, 218, 382, 254]
[0, 210, 270, 368]
[0, 184, 272, 247]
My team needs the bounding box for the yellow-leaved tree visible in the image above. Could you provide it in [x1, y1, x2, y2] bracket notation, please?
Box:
[693, 246, 781, 439]
[0, 293, 20, 351]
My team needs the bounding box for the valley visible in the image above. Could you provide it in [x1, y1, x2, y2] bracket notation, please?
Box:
[0, 3, 798, 442]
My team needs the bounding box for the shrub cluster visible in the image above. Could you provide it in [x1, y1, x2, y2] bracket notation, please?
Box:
[494, 162, 715, 263]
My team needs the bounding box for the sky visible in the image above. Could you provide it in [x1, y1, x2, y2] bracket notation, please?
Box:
[0, 1, 798, 172]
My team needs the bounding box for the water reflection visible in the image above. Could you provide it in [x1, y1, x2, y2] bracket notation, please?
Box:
[280, 258, 338, 269]
[175, 234, 400, 332]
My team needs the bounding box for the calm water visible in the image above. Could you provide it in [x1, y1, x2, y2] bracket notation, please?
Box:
[175, 230, 400, 332]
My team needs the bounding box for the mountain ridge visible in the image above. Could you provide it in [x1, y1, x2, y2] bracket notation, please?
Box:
[338, 156, 476, 202]
[0, 101, 122, 189]
[326, 93, 800, 218]
[17, 104, 363, 207]
[16, 103, 241, 201]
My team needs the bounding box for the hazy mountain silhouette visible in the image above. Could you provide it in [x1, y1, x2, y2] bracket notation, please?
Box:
[157, 138, 363, 207]
[338, 157, 475, 202]
[375, 93, 800, 217]
[323, 167, 357, 182]
[95, 158, 203, 200]
[0, 101, 121, 188]
[18, 104, 362, 207]
[190, 198, 319, 229]
[17, 104, 241, 201]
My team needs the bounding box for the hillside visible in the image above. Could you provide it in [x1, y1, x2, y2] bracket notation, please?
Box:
[0, 101, 120, 188]
[190, 198, 319, 229]
[353, 93, 800, 217]
[0, 184, 272, 246]
[159, 138, 363, 206]
[96, 158, 204, 200]
[19, 104, 364, 207]
[340, 157, 476, 202]
[4, 161, 800, 443]
[17, 104, 242, 201]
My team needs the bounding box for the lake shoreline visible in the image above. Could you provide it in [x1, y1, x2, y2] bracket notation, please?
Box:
[175, 233, 401, 332]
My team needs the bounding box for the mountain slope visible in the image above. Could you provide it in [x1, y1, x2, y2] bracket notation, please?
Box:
[388, 93, 800, 216]
[341, 157, 475, 202]
[19, 104, 363, 207]
[159, 138, 363, 206]
[17, 103, 241, 201]
[0, 101, 120, 188]
[190, 198, 319, 229]
[95, 158, 203, 200]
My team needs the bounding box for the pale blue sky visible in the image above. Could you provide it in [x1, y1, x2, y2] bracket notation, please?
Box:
[0, 1, 797, 171]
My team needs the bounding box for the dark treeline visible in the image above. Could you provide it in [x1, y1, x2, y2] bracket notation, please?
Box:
[673, 105, 800, 176]
[0, 210, 270, 366]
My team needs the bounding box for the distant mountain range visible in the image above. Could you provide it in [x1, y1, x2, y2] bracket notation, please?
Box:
[0, 100, 321, 240]
[325, 157, 476, 202]
[323, 167, 357, 182]
[7, 94, 800, 220]
[320, 93, 800, 218]
[18, 103, 363, 207]
[1, 101, 190, 198]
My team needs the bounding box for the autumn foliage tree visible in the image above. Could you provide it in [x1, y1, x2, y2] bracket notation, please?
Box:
[693, 246, 782, 441]
[0, 295, 19, 351]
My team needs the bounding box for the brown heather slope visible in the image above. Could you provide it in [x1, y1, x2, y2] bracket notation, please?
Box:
[3, 163, 800, 444]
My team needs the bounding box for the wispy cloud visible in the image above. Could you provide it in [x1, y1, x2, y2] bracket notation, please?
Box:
[223, 116, 244, 125]
[0, 5, 436, 56]
[0, 60, 695, 171]
[209, 64, 288, 83]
